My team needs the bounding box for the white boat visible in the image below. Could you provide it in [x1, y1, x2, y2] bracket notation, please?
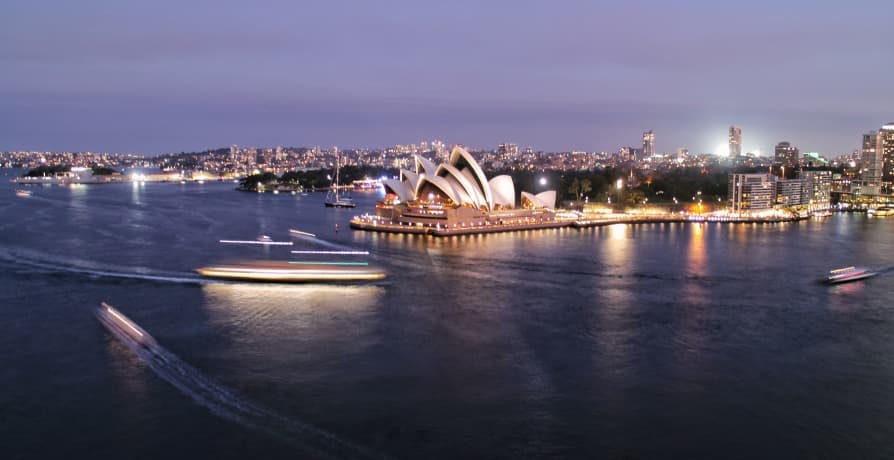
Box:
[324, 147, 356, 208]
[95, 302, 158, 348]
[825, 266, 877, 284]
[196, 260, 385, 282]
[15, 189, 32, 197]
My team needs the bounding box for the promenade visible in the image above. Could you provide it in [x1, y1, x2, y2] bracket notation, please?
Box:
[350, 211, 810, 236]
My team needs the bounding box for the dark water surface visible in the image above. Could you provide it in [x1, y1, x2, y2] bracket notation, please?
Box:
[3, 171, 894, 459]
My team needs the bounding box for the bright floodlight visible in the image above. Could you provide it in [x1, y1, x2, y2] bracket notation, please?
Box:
[539, 177, 547, 186]
[715, 144, 730, 157]
[616, 179, 623, 190]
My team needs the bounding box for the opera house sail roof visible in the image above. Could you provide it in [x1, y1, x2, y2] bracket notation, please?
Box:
[381, 147, 556, 211]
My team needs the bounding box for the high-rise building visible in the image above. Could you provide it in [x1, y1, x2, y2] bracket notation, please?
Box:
[642, 130, 655, 158]
[774, 141, 799, 171]
[861, 131, 882, 193]
[880, 123, 894, 186]
[729, 126, 742, 158]
[497, 143, 519, 160]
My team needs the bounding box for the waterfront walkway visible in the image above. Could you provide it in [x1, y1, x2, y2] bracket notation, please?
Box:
[350, 212, 810, 236]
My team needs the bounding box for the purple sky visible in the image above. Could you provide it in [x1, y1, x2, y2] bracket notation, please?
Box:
[2, 0, 891, 156]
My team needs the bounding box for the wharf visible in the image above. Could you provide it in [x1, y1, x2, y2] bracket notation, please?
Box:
[349, 217, 569, 236]
[351, 213, 810, 236]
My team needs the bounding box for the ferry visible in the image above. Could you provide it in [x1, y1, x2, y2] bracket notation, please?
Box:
[95, 302, 158, 348]
[825, 266, 877, 284]
[352, 178, 382, 191]
[868, 206, 894, 217]
[196, 260, 385, 282]
[15, 189, 32, 197]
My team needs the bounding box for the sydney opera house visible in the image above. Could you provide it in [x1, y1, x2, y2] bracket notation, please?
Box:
[351, 147, 561, 235]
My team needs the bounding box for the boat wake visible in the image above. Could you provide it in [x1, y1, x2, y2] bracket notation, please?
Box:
[291, 232, 369, 253]
[0, 247, 207, 285]
[98, 303, 387, 459]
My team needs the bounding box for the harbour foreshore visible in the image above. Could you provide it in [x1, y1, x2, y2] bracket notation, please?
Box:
[350, 212, 810, 236]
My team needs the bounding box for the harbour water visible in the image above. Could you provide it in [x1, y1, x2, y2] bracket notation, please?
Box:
[3, 171, 894, 459]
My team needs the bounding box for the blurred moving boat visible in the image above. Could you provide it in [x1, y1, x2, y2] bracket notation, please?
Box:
[95, 302, 158, 348]
[15, 189, 32, 197]
[196, 260, 385, 282]
[825, 266, 877, 284]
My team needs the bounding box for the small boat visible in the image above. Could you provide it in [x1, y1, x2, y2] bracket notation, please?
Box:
[289, 228, 317, 237]
[95, 302, 158, 348]
[257, 235, 273, 242]
[825, 266, 877, 284]
[15, 189, 32, 197]
[324, 147, 356, 208]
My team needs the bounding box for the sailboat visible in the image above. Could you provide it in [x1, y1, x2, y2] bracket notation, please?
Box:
[324, 147, 356, 208]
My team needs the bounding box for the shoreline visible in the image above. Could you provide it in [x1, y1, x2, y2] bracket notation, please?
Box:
[350, 213, 812, 236]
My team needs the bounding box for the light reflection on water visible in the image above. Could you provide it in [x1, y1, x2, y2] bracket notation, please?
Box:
[5, 177, 894, 459]
[201, 283, 384, 341]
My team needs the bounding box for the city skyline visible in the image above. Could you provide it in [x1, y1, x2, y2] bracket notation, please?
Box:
[2, 1, 892, 155]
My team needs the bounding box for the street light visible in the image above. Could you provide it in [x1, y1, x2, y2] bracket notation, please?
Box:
[615, 179, 623, 208]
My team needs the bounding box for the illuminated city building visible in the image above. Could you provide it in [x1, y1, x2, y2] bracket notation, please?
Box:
[774, 141, 799, 171]
[775, 178, 809, 207]
[728, 125, 742, 159]
[880, 123, 894, 188]
[642, 130, 655, 159]
[798, 170, 832, 210]
[860, 131, 882, 194]
[728, 173, 775, 212]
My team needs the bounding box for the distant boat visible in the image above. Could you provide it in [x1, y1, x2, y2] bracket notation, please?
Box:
[825, 266, 877, 284]
[869, 206, 894, 217]
[352, 178, 381, 191]
[324, 147, 356, 208]
[15, 189, 32, 197]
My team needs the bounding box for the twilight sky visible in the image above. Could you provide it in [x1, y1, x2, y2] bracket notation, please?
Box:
[2, 0, 891, 156]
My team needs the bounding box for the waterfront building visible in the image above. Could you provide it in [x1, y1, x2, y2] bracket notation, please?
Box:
[881, 123, 894, 188]
[798, 170, 833, 209]
[860, 131, 882, 194]
[729, 126, 742, 159]
[775, 178, 809, 207]
[774, 141, 799, 171]
[642, 131, 655, 158]
[728, 173, 775, 212]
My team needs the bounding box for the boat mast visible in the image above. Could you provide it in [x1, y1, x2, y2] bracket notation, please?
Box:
[334, 146, 339, 199]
